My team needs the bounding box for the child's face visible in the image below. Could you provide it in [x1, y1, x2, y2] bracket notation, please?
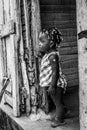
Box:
[38, 33, 50, 54]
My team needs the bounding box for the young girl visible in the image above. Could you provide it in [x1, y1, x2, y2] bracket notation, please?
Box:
[37, 27, 67, 128]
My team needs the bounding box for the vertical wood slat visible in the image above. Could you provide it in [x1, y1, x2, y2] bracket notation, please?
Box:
[0, 0, 20, 116]
[0, 0, 4, 92]
[10, 0, 20, 116]
[1, 0, 20, 116]
[20, 31, 31, 116]
[76, 0, 87, 130]
[23, 0, 32, 66]
[22, 0, 31, 115]
[31, 0, 41, 113]
[31, 0, 41, 56]
[1, 0, 9, 104]
[1, 0, 8, 80]
[0, 38, 3, 92]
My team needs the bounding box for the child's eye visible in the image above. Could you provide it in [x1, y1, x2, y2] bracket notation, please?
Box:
[39, 39, 46, 44]
[41, 39, 45, 43]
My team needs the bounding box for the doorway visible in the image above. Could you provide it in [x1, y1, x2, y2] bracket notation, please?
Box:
[39, 0, 79, 117]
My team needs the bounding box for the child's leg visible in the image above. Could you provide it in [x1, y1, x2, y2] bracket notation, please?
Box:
[50, 87, 65, 127]
[39, 87, 49, 114]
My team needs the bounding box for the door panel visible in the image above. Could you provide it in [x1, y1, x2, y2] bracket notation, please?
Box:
[0, 0, 20, 116]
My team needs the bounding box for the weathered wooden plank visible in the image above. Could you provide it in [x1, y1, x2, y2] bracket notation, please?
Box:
[20, 30, 31, 116]
[21, 10, 25, 17]
[42, 23, 76, 32]
[62, 67, 78, 75]
[0, 0, 4, 92]
[31, 0, 41, 55]
[61, 59, 78, 69]
[67, 78, 79, 87]
[0, 20, 15, 38]
[41, 13, 76, 22]
[66, 73, 79, 81]
[40, 5, 76, 13]
[60, 54, 78, 62]
[61, 28, 77, 37]
[3, 0, 10, 22]
[0, 0, 7, 105]
[21, 15, 25, 25]
[20, 0, 24, 7]
[59, 46, 78, 55]
[10, 34, 20, 116]
[41, 21, 76, 30]
[4, 93, 13, 106]
[0, 0, 23, 117]
[0, 0, 4, 25]
[22, 25, 26, 32]
[22, 0, 31, 115]
[63, 36, 77, 43]
[10, 0, 20, 117]
[76, 0, 87, 129]
[41, 23, 76, 31]
[31, 0, 41, 113]
[23, 0, 32, 65]
[60, 41, 77, 47]
[40, 0, 76, 5]
[42, 22, 76, 28]
[5, 36, 13, 94]
[0, 39, 3, 91]
[62, 31, 77, 39]
[1, 39, 7, 76]
[22, 31, 26, 39]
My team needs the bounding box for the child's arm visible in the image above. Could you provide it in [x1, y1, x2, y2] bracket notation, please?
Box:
[48, 54, 59, 94]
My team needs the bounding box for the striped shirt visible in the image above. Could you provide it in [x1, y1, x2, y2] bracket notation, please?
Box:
[39, 51, 67, 91]
[39, 51, 58, 87]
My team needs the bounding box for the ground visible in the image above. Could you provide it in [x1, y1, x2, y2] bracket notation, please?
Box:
[0, 103, 79, 130]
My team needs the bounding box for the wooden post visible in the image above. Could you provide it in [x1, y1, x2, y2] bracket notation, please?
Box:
[0, 0, 4, 91]
[21, 0, 41, 113]
[31, 0, 41, 113]
[23, 0, 32, 67]
[76, 0, 87, 129]
[10, 0, 20, 116]
[31, 0, 41, 56]
[0, 0, 21, 116]
[23, 0, 32, 115]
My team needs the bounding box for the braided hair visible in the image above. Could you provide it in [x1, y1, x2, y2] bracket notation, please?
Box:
[39, 27, 63, 49]
[48, 27, 63, 47]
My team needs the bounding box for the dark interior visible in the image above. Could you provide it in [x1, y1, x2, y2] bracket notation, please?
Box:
[39, 0, 79, 116]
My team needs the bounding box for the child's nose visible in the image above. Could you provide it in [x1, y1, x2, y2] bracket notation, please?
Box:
[39, 42, 42, 47]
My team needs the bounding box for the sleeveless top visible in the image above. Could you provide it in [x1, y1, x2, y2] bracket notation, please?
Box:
[39, 51, 67, 91]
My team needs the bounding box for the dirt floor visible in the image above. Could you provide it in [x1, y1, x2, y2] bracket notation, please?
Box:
[0, 103, 79, 130]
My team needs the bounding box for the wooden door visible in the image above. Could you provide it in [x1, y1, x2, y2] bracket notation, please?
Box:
[0, 0, 20, 116]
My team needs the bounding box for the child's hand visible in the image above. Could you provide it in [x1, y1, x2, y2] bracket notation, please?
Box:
[47, 86, 55, 95]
